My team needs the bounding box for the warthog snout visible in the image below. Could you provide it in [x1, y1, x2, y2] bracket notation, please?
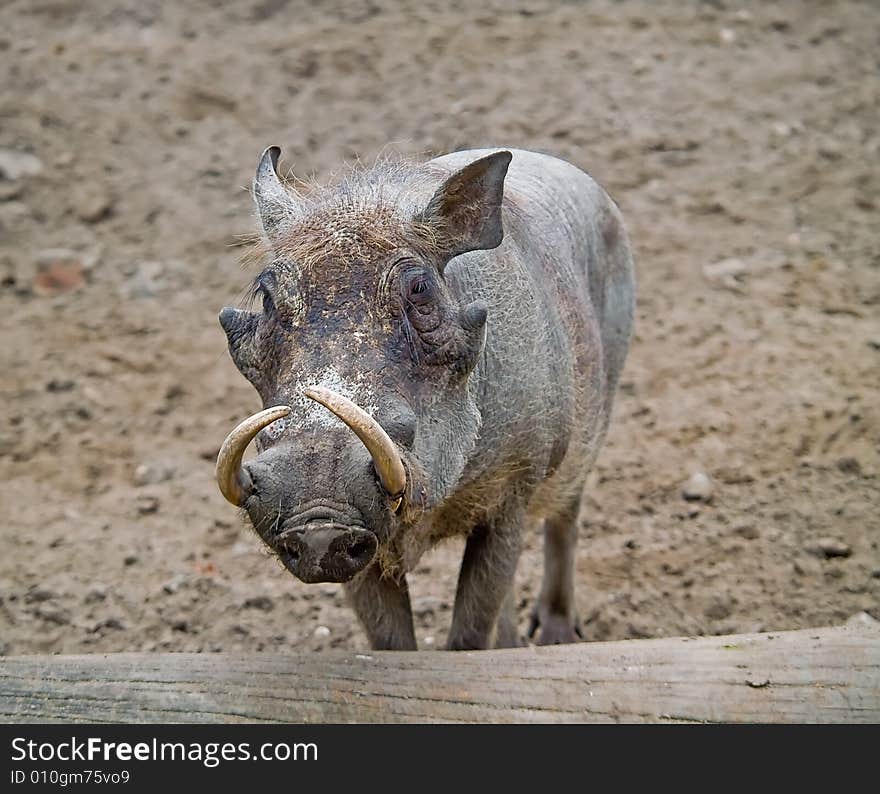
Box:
[277, 525, 378, 584]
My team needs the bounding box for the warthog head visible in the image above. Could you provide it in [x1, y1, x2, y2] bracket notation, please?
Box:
[216, 147, 511, 583]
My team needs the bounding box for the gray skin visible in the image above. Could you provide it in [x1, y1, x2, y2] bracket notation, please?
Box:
[219, 147, 635, 650]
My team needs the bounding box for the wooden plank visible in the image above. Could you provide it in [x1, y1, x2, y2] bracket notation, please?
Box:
[0, 624, 877, 723]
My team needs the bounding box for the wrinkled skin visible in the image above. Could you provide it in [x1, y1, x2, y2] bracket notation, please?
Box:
[218, 147, 635, 650]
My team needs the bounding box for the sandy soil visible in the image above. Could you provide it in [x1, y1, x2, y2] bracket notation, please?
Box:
[1, 0, 877, 657]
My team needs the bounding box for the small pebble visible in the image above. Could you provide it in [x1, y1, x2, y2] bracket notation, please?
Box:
[836, 457, 861, 476]
[682, 472, 714, 502]
[46, 378, 76, 393]
[771, 121, 792, 138]
[0, 181, 23, 201]
[84, 584, 108, 603]
[314, 625, 331, 638]
[845, 611, 879, 628]
[36, 605, 71, 625]
[162, 575, 187, 595]
[804, 537, 851, 559]
[243, 595, 274, 612]
[0, 149, 43, 180]
[704, 599, 732, 620]
[632, 58, 649, 75]
[703, 257, 748, 289]
[73, 186, 113, 224]
[734, 524, 759, 540]
[412, 596, 445, 619]
[32, 252, 86, 296]
[25, 586, 58, 604]
[133, 463, 174, 487]
[135, 495, 160, 515]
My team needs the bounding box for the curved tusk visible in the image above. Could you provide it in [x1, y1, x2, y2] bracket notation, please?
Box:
[303, 386, 407, 506]
[216, 406, 291, 506]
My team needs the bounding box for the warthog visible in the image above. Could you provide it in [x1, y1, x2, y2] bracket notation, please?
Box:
[216, 146, 635, 650]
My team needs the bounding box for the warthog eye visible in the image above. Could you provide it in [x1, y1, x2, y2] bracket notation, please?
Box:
[259, 283, 277, 316]
[261, 289, 274, 315]
[403, 271, 434, 307]
[248, 269, 277, 315]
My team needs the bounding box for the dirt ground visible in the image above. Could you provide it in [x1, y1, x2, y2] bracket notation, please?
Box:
[1, 0, 877, 657]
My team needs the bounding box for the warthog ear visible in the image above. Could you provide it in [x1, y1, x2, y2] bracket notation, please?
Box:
[254, 146, 301, 243]
[418, 150, 512, 263]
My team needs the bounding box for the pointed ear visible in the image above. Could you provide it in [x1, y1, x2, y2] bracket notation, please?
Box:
[417, 151, 512, 261]
[253, 146, 301, 242]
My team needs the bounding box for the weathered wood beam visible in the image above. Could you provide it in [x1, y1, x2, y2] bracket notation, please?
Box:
[1, 624, 877, 723]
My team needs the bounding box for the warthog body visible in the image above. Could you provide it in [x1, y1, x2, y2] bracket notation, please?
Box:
[217, 147, 635, 650]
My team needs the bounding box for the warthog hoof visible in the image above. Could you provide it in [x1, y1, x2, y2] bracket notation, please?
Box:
[527, 606, 584, 646]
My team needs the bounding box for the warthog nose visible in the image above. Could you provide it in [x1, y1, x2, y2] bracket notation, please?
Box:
[279, 526, 377, 584]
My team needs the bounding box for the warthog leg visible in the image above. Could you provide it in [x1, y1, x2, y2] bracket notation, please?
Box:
[447, 500, 524, 651]
[344, 565, 417, 651]
[494, 587, 522, 649]
[528, 496, 583, 645]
